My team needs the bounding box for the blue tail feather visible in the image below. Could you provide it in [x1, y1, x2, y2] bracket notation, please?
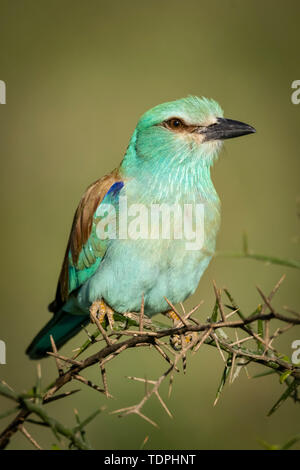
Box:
[26, 310, 89, 359]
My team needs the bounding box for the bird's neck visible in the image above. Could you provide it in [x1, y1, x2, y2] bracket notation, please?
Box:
[120, 131, 220, 206]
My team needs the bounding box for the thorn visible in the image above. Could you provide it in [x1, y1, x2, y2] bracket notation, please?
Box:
[212, 280, 226, 322]
[139, 293, 145, 333]
[50, 335, 64, 376]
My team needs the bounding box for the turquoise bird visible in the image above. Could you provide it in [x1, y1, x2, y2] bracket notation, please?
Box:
[26, 96, 255, 359]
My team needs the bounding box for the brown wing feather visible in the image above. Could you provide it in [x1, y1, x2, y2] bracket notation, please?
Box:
[49, 168, 122, 313]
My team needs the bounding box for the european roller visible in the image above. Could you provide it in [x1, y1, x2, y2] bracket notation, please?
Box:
[26, 96, 255, 359]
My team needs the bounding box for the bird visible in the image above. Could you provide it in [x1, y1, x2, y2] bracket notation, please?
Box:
[26, 95, 255, 359]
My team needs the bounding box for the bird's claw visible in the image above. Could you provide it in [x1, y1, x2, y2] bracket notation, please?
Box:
[165, 309, 193, 351]
[90, 300, 115, 330]
[169, 332, 194, 351]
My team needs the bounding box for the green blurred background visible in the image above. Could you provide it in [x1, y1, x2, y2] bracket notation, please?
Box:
[0, 0, 299, 450]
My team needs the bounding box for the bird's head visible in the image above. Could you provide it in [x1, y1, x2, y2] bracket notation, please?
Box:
[125, 96, 255, 171]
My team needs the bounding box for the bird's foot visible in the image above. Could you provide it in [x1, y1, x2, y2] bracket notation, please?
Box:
[123, 311, 154, 329]
[165, 310, 194, 351]
[165, 309, 197, 373]
[90, 300, 115, 330]
[169, 332, 194, 351]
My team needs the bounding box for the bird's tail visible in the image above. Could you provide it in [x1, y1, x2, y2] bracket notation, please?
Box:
[26, 310, 89, 360]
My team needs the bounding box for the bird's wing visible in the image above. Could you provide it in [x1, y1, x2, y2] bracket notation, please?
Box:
[49, 168, 124, 313]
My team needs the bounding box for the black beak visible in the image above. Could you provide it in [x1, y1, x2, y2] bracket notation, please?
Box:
[202, 118, 256, 141]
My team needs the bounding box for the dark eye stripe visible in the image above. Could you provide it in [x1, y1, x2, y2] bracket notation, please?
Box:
[162, 118, 200, 134]
[163, 118, 186, 131]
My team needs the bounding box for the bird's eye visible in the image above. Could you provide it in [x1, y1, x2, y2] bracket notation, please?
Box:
[164, 118, 185, 131]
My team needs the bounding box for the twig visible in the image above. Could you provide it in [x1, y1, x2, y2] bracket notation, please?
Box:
[50, 335, 64, 376]
[19, 425, 43, 450]
[164, 297, 188, 327]
[1, 278, 300, 449]
[213, 280, 226, 322]
[139, 294, 145, 332]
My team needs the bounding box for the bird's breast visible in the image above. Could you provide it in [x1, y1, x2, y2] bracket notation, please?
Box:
[78, 179, 221, 316]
